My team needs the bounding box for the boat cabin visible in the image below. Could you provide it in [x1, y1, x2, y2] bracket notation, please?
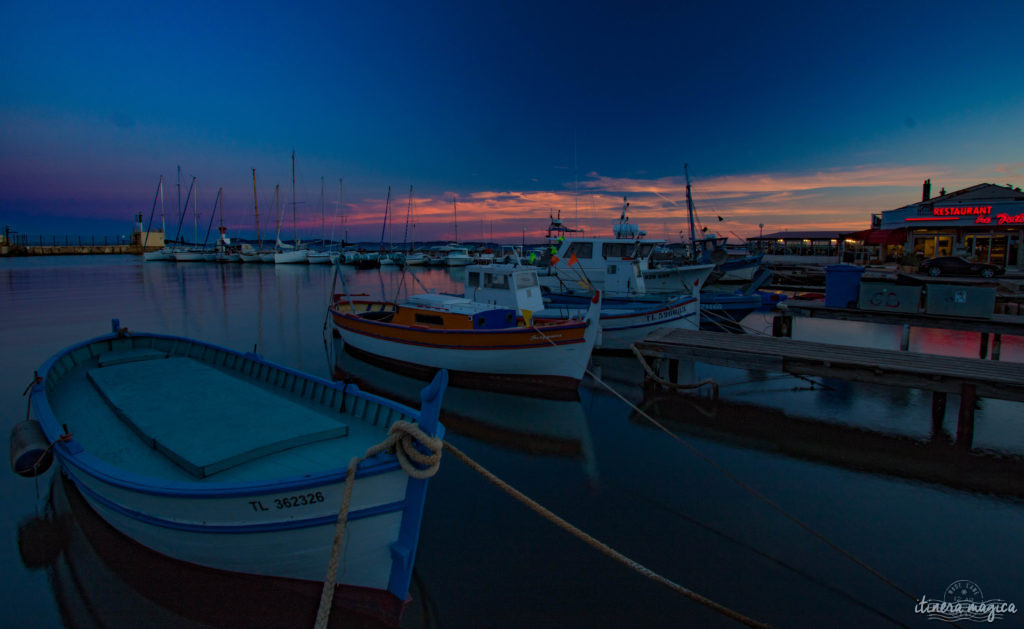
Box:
[395, 293, 518, 330]
[463, 264, 545, 313]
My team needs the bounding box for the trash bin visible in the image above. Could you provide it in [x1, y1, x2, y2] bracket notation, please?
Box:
[824, 264, 865, 308]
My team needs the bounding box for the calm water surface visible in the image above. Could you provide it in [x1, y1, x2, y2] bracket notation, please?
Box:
[2, 256, 1022, 628]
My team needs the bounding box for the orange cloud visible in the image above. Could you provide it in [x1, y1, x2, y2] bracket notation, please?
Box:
[282, 162, 1022, 243]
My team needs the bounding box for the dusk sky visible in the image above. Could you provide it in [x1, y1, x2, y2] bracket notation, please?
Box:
[2, 1, 1022, 244]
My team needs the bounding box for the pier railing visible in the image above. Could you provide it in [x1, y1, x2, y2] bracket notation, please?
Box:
[1, 234, 149, 256]
[10, 234, 132, 247]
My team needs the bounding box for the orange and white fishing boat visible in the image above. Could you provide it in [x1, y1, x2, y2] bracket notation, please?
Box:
[329, 266, 600, 398]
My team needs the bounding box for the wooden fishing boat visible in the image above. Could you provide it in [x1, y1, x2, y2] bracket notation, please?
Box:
[330, 267, 600, 398]
[19, 322, 447, 625]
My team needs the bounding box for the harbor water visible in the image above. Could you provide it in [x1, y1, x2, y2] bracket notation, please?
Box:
[1, 256, 1022, 627]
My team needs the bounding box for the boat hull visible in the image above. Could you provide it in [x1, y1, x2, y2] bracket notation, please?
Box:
[544, 293, 700, 349]
[274, 250, 309, 264]
[307, 251, 337, 264]
[30, 331, 447, 624]
[331, 307, 597, 398]
[143, 249, 175, 261]
[173, 251, 206, 262]
[48, 469, 415, 627]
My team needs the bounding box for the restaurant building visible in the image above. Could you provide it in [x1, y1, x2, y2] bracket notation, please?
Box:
[869, 181, 1024, 268]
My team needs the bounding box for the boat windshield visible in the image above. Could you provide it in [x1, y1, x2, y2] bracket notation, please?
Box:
[483, 273, 510, 289]
[514, 272, 538, 289]
[566, 241, 593, 259]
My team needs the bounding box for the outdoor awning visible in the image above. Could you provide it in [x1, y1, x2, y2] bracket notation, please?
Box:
[844, 228, 908, 245]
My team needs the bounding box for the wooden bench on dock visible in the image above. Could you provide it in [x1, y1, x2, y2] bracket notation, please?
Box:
[633, 328, 1024, 447]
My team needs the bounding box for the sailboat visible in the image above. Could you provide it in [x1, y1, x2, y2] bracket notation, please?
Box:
[142, 175, 174, 261]
[260, 185, 281, 263]
[444, 197, 474, 266]
[240, 169, 272, 263]
[275, 151, 309, 264]
[378, 186, 399, 266]
[213, 188, 240, 262]
[173, 178, 207, 261]
[402, 186, 428, 266]
[307, 177, 336, 264]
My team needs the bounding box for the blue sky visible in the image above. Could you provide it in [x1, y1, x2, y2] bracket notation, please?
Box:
[2, 0, 1022, 243]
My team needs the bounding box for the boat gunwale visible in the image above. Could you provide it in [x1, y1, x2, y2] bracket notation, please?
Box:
[331, 311, 590, 350]
[331, 305, 589, 335]
[32, 330, 445, 498]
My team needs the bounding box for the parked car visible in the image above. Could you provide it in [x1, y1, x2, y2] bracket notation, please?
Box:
[918, 256, 1004, 278]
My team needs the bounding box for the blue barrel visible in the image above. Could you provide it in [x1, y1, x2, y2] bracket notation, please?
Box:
[825, 264, 865, 308]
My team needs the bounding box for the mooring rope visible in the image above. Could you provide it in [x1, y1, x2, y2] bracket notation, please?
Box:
[314, 420, 443, 629]
[527, 322, 920, 609]
[630, 344, 719, 398]
[442, 439, 771, 628]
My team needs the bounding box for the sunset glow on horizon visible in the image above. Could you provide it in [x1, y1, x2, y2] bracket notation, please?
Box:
[3, 2, 1022, 245]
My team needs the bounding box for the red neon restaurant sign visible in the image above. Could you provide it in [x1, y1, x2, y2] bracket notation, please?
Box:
[904, 205, 1024, 224]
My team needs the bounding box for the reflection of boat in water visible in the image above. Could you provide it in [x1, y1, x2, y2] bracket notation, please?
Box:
[21, 472, 427, 628]
[25, 325, 447, 626]
[332, 345, 597, 473]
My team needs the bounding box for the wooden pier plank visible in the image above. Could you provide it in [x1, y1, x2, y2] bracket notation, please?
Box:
[781, 299, 1024, 336]
[635, 328, 1024, 402]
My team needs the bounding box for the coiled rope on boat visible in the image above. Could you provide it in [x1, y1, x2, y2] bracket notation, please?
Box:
[314, 420, 442, 629]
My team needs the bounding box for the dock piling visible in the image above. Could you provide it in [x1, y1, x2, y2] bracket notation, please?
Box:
[956, 384, 978, 448]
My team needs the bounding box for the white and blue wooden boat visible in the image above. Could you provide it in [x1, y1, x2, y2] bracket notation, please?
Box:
[22, 322, 447, 624]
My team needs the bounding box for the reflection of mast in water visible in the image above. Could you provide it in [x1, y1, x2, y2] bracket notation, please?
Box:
[141, 259, 175, 333]
[256, 264, 264, 354]
[294, 264, 302, 371]
[219, 261, 230, 335]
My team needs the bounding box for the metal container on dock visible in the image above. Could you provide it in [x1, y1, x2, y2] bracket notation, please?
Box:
[824, 264, 865, 308]
[923, 284, 996, 318]
[857, 281, 922, 313]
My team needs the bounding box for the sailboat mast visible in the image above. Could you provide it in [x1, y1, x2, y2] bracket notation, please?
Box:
[176, 166, 181, 244]
[339, 178, 345, 246]
[379, 186, 391, 251]
[403, 185, 413, 251]
[274, 184, 281, 247]
[291, 150, 299, 246]
[159, 175, 165, 237]
[685, 163, 698, 253]
[193, 177, 198, 246]
[250, 170, 262, 248]
[453, 197, 458, 243]
[320, 176, 325, 249]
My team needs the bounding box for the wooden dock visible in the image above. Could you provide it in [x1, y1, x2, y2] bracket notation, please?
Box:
[777, 299, 1024, 359]
[633, 328, 1024, 447]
